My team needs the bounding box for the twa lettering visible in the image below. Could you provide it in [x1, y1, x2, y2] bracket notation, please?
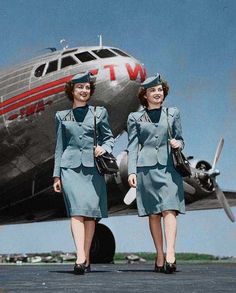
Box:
[8, 100, 52, 121]
[94, 63, 146, 81]
[126, 64, 146, 82]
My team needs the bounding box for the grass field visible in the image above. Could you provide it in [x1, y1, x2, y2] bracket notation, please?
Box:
[114, 253, 236, 263]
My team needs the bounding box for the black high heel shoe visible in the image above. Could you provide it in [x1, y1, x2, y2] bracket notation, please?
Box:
[85, 263, 91, 273]
[154, 257, 165, 273]
[164, 259, 176, 274]
[74, 260, 86, 275]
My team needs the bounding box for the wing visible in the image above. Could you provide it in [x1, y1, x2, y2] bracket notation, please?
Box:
[186, 190, 236, 211]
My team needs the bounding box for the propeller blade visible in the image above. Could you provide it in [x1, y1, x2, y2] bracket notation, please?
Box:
[214, 181, 235, 222]
[124, 188, 136, 205]
[183, 181, 196, 195]
[212, 138, 224, 171]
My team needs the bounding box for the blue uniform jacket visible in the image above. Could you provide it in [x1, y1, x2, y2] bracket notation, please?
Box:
[53, 105, 114, 178]
[127, 107, 184, 175]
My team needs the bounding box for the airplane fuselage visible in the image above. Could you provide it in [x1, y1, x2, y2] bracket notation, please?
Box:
[0, 46, 146, 223]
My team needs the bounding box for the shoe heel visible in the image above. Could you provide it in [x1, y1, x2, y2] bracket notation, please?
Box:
[74, 260, 86, 275]
[154, 257, 165, 273]
[164, 259, 176, 274]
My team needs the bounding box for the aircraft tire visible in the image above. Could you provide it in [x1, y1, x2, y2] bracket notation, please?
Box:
[90, 223, 116, 263]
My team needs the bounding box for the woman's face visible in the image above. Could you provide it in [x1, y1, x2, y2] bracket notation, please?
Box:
[72, 82, 91, 103]
[144, 84, 164, 107]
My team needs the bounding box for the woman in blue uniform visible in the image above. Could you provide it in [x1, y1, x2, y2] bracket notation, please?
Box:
[53, 72, 114, 275]
[127, 74, 185, 274]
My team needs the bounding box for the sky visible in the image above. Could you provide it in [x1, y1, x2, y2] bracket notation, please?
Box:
[0, 0, 236, 257]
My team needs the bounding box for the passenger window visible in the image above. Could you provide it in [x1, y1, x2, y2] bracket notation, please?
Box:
[34, 64, 46, 77]
[46, 60, 58, 74]
[75, 52, 96, 62]
[61, 56, 77, 68]
[92, 49, 116, 58]
[111, 48, 130, 57]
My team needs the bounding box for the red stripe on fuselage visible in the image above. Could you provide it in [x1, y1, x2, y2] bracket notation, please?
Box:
[1, 86, 65, 115]
[0, 75, 73, 109]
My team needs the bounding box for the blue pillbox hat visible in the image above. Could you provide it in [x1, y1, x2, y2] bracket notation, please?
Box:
[141, 73, 162, 89]
[71, 71, 93, 84]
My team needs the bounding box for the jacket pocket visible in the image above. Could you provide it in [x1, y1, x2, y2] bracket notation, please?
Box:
[60, 148, 82, 168]
[137, 148, 158, 167]
[82, 150, 95, 167]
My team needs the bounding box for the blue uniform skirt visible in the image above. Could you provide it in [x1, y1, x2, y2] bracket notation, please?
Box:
[136, 162, 185, 217]
[61, 166, 108, 218]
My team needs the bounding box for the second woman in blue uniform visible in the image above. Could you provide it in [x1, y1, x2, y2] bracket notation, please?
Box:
[127, 74, 185, 274]
[53, 72, 114, 274]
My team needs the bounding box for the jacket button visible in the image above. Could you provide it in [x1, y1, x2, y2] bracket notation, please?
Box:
[79, 135, 82, 139]
[155, 146, 159, 150]
[78, 123, 82, 126]
[80, 148, 83, 151]
[155, 135, 158, 138]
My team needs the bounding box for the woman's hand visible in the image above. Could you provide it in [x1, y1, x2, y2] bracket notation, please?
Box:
[94, 145, 106, 157]
[128, 174, 137, 188]
[53, 177, 62, 193]
[169, 139, 182, 149]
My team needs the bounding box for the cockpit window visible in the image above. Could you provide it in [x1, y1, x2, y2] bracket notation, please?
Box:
[34, 64, 46, 77]
[46, 60, 58, 74]
[92, 49, 117, 58]
[111, 48, 130, 57]
[62, 49, 77, 55]
[61, 56, 77, 69]
[75, 52, 96, 62]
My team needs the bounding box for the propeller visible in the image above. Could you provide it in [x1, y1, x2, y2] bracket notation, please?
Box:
[207, 138, 235, 222]
[211, 138, 224, 171]
[213, 181, 235, 222]
[123, 187, 136, 205]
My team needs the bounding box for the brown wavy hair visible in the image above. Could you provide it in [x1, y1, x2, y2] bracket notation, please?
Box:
[138, 80, 169, 107]
[64, 81, 95, 101]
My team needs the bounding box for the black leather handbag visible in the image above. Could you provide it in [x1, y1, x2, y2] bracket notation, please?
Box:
[166, 108, 191, 177]
[93, 107, 119, 175]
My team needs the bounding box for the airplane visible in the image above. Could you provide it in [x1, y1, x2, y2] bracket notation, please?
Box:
[0, 39, 235, 263]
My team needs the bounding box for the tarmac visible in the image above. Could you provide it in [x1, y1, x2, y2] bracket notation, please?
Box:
[1, 262, 236, 292]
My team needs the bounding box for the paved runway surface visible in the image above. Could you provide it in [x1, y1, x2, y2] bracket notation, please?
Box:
[1, 262, 236, 292]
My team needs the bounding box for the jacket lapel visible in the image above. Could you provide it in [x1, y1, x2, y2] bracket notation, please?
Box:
[136, 108, 149, 122]
[83, 105, 103, 125]
[61, 110, 75, 121]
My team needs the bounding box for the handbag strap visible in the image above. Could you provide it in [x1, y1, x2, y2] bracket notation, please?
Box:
[93, 106, 98, 147]
[166, 108, 173, 140]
